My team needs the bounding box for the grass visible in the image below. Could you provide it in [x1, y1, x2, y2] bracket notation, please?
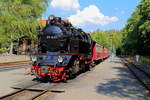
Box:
[125, 55, 150, 68]
[139, 56, 150, 65]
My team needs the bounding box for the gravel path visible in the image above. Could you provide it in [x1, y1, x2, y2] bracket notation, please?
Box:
[0, 65, 34, 97]
[0, 57, 149, 100]
[46, 57, 149, 100]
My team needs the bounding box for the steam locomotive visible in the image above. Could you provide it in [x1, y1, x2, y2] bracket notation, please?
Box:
[31, 15, 110, 82]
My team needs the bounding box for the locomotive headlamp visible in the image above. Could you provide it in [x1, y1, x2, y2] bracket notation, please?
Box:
[31, 56, 37, 62]
[48, 15, 55, 20]
[58, 56, 63, 63]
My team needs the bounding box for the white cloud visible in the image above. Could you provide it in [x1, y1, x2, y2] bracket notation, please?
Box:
[68, 5, 118, 27]
[50, 0, 80, 11]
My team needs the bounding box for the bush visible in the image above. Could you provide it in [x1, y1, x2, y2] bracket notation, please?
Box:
[0, 48, 8, 53]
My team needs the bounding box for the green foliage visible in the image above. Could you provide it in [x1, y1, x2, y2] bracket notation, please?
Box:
[0, 0, 49, 43]
[121, 0, 150, 55]
[0, 0, 49, 53]
[105, 30, 123, 49]
[0, 48, 8, 53]
[90, 30, 109, 48]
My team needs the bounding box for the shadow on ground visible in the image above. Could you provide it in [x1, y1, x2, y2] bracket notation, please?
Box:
[96, 60, 148, 100]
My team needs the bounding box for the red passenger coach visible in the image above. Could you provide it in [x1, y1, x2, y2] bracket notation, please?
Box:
[92, 44, 110, 61]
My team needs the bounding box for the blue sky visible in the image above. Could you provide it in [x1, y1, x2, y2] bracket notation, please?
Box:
[42, 0, 140, 32]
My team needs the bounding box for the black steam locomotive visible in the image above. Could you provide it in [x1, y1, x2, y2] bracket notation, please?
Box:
[31, 15, 109, 82]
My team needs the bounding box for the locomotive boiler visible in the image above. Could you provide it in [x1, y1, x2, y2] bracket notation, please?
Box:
[31, 15, 110, 82]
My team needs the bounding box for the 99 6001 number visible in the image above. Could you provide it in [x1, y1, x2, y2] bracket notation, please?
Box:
[46, 36, 57, 39]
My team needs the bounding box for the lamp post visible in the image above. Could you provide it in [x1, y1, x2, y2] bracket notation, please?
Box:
[110, 34, 113, 61]
[110, 34, 113, 54]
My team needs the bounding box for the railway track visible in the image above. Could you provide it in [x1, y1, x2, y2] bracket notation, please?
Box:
[0, 81, 61, 100]
[0, 61, 31, 66]
[0, 64, 29, 72]
[0, 61, 31, 72]
[122, 58, 150, 93]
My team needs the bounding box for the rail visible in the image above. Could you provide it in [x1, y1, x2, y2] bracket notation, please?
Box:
[0, 82, 61, 100]
[122, 58, 150, 93]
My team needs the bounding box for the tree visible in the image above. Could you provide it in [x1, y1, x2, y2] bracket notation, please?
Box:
[105, 30, 122, 49]
[90, 30, 110, 48]
[137, 0, 150, 55]
[121, 0, 150, 55]
[0, 0, 49, 54]
[121, 9, 140, 55]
